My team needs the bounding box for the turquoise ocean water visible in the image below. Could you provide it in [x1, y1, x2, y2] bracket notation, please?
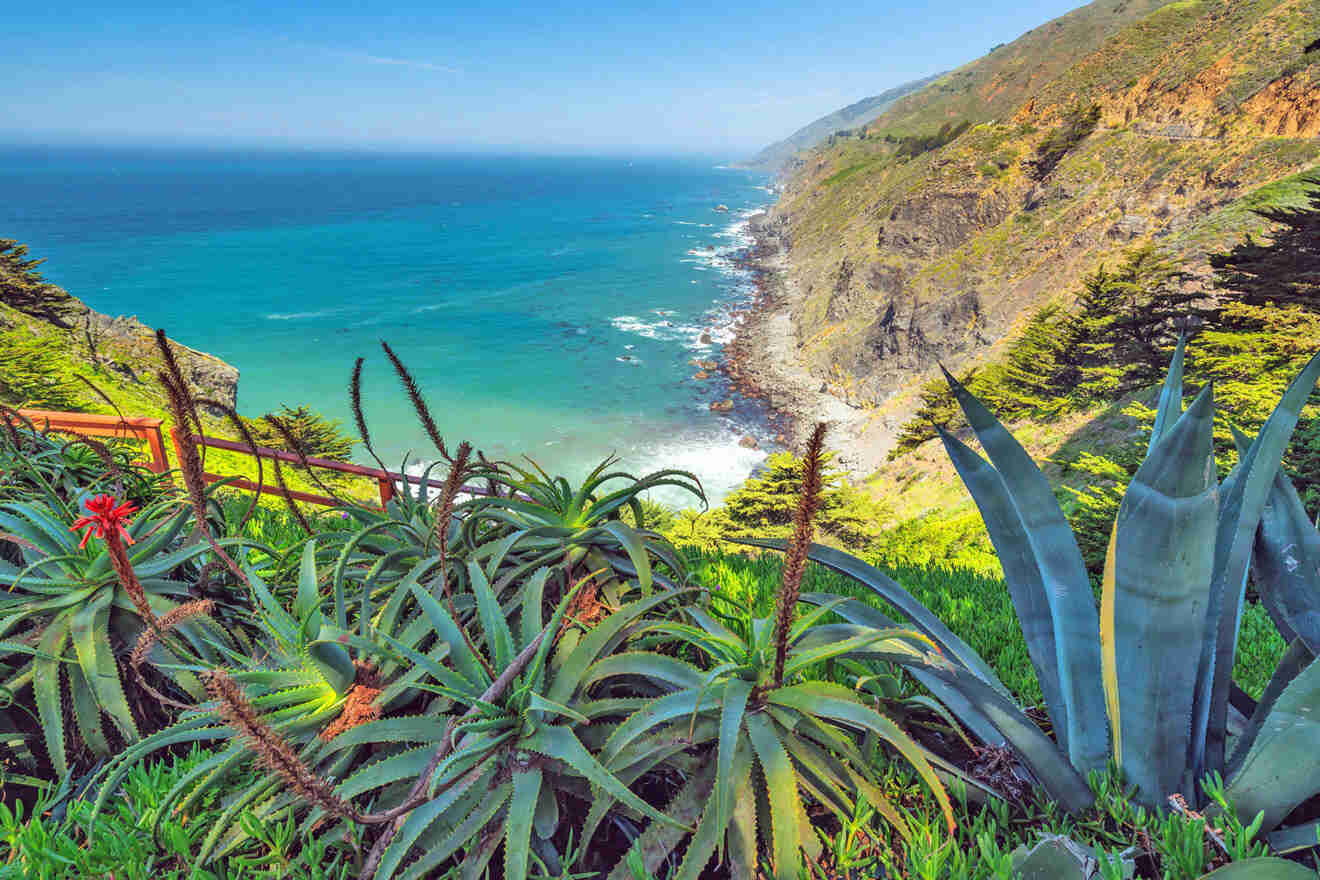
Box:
[0, 147, 774, 502]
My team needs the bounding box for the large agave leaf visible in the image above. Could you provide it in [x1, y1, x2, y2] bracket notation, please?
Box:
[796, 592, 1005, 748]
[1226, 654, 1320, 830]
[1250, 463, 1320, 653]
[1105, 384, 1216, 804]
[1148, 334, 1187, 455]
[1197, 349, 1320, 777]
[934, 425, 1070, 760]
[733, 540, 1006, 693]
[942, 369, 1108, 774]
[1197, 858, 1319, 879]
[919, 664, 1093, 813]
[1227, 637, 1315, 777]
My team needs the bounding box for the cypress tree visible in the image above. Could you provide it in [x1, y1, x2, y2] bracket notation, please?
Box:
[1210, 174, 1320, 326]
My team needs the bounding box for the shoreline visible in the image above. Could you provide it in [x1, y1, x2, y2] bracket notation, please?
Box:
[720, 211, 897, 479]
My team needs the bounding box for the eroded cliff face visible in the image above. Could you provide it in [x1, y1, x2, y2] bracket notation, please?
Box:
[755, 0, 1320, 464]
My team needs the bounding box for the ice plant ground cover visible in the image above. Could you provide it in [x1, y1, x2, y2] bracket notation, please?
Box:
[0, 334, 1319, 878]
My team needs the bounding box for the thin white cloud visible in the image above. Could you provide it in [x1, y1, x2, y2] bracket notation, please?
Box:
[294, 41, 459, 75]
[350, 52, 459, 75]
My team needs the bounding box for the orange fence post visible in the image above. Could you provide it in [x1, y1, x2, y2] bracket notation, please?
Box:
[17, 409, 169, 474]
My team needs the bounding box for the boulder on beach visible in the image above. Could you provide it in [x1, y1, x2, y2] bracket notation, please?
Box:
[714, 204, 729, 213]
[709, 399, 734, 413]
[698, 359, 718, 371]
[739, 435, 759, 449]
[693, 371, 709, 380]
[699, 331, 712, 344]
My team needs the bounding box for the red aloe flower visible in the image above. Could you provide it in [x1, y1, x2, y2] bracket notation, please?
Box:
[71, 494, 139, 550]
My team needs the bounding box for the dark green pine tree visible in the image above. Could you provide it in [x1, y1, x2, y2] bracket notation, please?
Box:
[976, 304, 1075, 418]
[1209, 174, 1320, 327]
[1071, 245, 1207, 398]
[0, 240, 81, 327]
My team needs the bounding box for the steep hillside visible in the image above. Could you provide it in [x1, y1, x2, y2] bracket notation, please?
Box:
[740, 0, 1320, 476]
[738, 74, 943, 172]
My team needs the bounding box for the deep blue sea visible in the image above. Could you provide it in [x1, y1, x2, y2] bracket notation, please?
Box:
[0, 146, 775, 502]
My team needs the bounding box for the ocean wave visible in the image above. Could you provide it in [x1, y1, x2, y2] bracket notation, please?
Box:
[264, 308, 342, 321]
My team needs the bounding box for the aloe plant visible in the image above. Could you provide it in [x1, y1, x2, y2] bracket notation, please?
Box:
[90, 539, 454, 863]
[455, 455, 703, 602]
[365, 569, 694, 880]
[586, 596, 962, 880]
[0, 487, 248, 774]
[746, 339, 1320, 845]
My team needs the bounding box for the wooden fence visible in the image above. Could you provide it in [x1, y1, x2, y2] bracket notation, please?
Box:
[13, 408, 483, 510]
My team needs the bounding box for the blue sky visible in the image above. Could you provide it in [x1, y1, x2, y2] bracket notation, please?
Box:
[5, 1, 1089, 156]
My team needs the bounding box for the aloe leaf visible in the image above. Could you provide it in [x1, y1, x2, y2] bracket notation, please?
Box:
[523, 725, 684, 829]
[377, 769, 506, 880]
[68, 663, 110, 756]
[606, 757, 718, 880]
[408, 581, 487, 687]
[599, 521, 652, 592]
[294, 540, 319, 623]
[744, 712, 801, 880]
[34, 617, 69, 776]
[1199, 349, 1320, 776]
[506, 767, 543, 880]
[582, 652, 706, 691]
[1226, 654, 1320, 831]
[73, 591, 138, 742]
[306, 639, 355, 695]
[941, 369, 1108, 773]
[767, 682, 953, 832]
[469, 561, 514, 669]
[548, 588, 691, 705]
[334, 745, 433, 801]
[717, 678, 751, 834]
[1108, 383, 1217, 803]
[520, 567, 551, 652]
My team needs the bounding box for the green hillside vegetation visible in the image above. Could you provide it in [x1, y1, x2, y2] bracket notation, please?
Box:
[760, 0, 1319, 441]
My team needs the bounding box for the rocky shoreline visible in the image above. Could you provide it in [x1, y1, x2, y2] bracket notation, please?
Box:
[720, 211, 900, 479]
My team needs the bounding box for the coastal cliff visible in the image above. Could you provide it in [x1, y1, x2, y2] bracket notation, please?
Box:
[733, 0, 1320, 476]
[1, 240, 239, 415]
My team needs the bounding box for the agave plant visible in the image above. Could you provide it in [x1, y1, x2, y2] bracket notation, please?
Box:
[747, 338, 1320, 849]
[0, 486, 247, 774]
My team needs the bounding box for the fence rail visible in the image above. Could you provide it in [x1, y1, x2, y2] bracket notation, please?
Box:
[170, 428, 493, 509]
[13, 409, 169, 474]
[8, 408, 490, 510]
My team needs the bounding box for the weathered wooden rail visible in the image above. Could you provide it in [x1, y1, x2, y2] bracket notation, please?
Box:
[13, 408, 488, 510]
